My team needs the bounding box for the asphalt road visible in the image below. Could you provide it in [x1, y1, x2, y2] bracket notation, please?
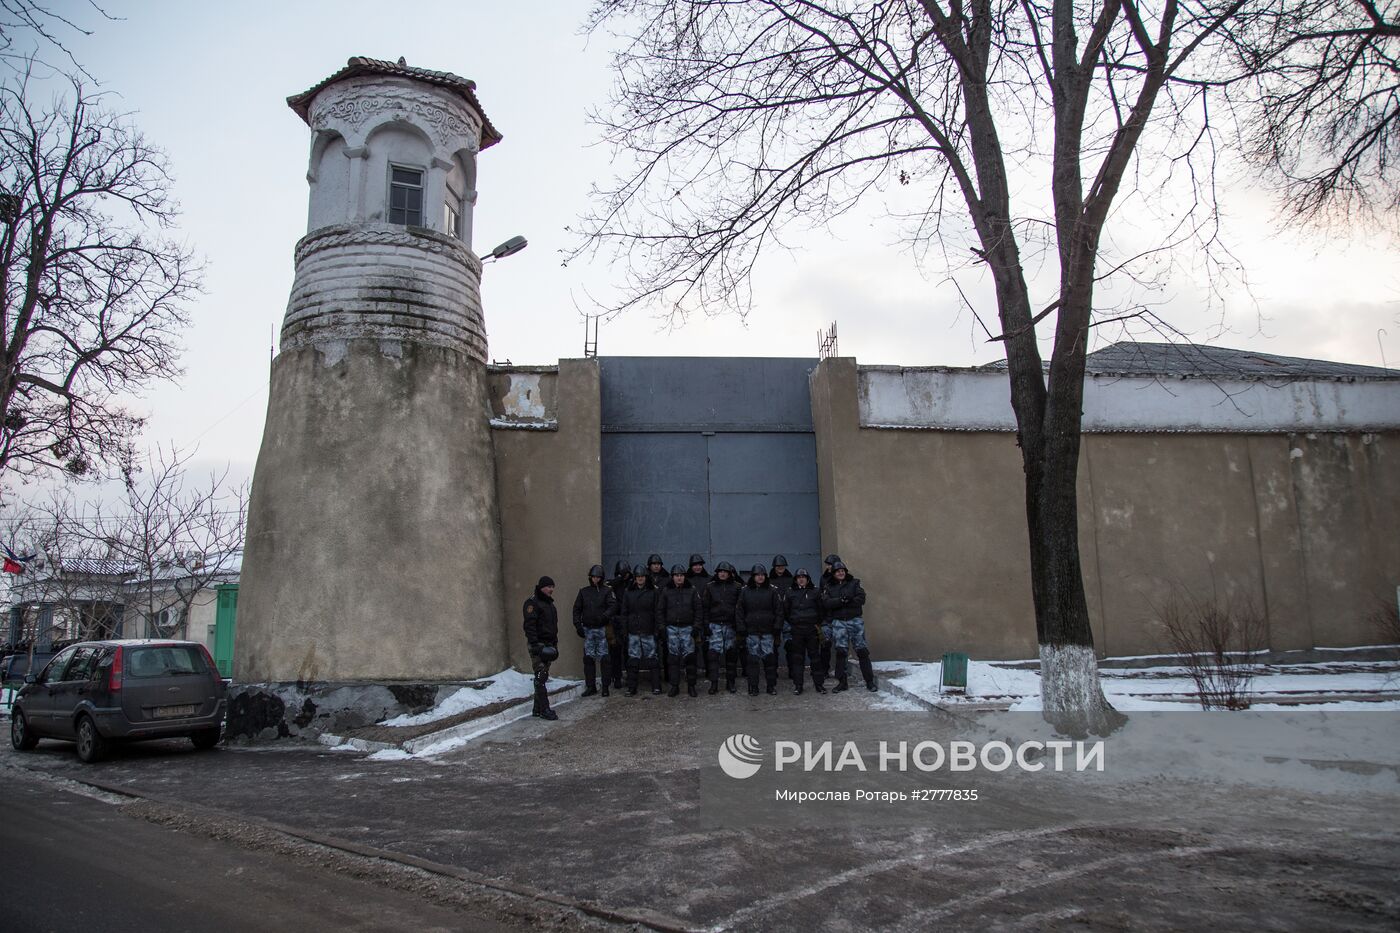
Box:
[0, 778, 519, 933]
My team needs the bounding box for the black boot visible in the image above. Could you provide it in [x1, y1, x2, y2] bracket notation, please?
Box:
[668, 658, 681, 697]
[582, 657, 598, 697]
[688, 678, 698, 698]
[765, 656, 778, 694]
[600, 658, 611, 697]
[626, 666, 639, 696]
[747, 656, 760, 695]
[858, 648, 877, 691]
[833, 649, 850, 692]
[709, 678, 720, 695]
[650, 668, 663, 695]
[533, 683, 557, 720]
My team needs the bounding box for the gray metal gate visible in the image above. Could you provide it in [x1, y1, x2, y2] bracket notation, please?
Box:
[600, 358, 821, 577]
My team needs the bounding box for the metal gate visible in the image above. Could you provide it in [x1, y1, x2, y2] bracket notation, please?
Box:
[600, 358, 821, 577]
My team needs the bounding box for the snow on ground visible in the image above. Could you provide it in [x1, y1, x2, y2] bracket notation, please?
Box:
[383, 668, 575, 727]
[879, 656, 1400, 711]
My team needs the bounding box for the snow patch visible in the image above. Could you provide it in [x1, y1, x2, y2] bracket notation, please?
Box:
[383, 668, 573, 727]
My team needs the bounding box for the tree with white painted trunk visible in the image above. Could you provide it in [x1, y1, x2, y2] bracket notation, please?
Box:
[570, 0, 1313, 734]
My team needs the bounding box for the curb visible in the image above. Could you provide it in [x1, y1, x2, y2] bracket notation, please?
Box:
[45, 770, 704, 933]
[319, 683, 584, 756]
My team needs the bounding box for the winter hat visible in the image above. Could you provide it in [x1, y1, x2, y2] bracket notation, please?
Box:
[537, 575, 555, 588]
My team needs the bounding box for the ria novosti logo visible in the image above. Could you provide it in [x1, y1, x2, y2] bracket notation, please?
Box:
[717, 735, 1105, 778]
[718, 733, 764, 779]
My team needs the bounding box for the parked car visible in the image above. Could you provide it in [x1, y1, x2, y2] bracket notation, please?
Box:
[9, 639, 228, 763]
[0, 650, 57, 686]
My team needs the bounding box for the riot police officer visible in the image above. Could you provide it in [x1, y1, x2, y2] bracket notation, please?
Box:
[785, 568, 826, 694]
[572, 564, 618, 697]
[523, 576, 560, 720]
[621, 564, 663, 695]
[821, 561, 875, 692]
[701, 561, 743, 694]
[736, 563, 783, 695]
[656, 564, 702, 697]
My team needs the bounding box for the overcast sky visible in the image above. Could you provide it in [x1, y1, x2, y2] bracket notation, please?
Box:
[13, 0, 1400, 486]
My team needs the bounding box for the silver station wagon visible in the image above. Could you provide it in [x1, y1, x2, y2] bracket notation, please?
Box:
[9, 639, 228, 763]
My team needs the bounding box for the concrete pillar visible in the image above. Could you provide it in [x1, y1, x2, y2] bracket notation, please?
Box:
[237, 58, 509, 684]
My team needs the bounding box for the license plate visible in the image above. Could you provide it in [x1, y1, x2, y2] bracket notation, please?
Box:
[154, 704, 198, 718]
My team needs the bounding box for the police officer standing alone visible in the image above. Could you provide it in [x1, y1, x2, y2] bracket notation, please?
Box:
[573, 564, 618, 697]
[821, 561, 876, 692]
[523, 576, 561, 720]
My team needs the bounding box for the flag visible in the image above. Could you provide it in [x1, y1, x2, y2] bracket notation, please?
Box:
[3, 542, 35, 574]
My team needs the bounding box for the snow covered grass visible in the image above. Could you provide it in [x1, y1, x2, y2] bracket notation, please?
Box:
[382, 668, 576, 727]
[878, 656, 1400, 712]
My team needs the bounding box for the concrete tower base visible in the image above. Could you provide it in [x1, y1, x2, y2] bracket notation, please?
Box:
[237, 338, 508, 684]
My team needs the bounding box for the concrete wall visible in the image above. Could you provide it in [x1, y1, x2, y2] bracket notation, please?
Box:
[812, 358, 1400, 661]
[237, 339, 508, 683]
[489, 359, 603, 677]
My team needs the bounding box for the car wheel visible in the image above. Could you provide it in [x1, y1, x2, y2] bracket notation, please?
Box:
[10, 710, 38, 751]
[75, 715, 107, 764]
[190, 728, 221, 750]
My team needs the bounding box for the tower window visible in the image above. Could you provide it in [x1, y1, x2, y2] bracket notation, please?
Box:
[444, 201, 461, 238]
[389, 166, 424, 226]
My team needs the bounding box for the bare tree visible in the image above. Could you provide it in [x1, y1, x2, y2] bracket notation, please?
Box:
[0, 67, 198, 481]
[1158, 587, 1268, 709]
[573, 0, 1290, 733]
[4, 447, 246, 652]
[1231, 0, 1400, 226]
[0, 1, 113, 79]
[79, 447, 247, 641]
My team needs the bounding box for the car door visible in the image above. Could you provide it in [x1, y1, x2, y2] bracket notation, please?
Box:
[47, 647, 99, 739]
[24, 646, 77, 735]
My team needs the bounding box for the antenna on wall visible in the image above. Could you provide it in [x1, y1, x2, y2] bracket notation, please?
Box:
[817, 321, 839, 360]
[584, 314, 600, 359]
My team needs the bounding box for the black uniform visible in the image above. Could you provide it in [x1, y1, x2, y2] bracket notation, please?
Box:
[621, 577, 662, 694]
[656, 578, 702, 693]
[701, 568, 743, 692]
[607, 560, 632, 687]
[736, 578, 783, 694]
[523, 579, 560, 718]
[686, 559, 711, 675]
[769, 560, 797, 676]
[785, 576, 826, 692]
[573, 565, 618, 696]
[821, 571, 873, 690]
[645, 554, 670, 681]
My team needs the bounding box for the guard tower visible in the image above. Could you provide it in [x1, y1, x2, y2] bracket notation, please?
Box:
[236, 58, 509, 684]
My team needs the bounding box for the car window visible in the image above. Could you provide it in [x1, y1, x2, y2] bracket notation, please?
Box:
[40, 646, 78, 683]
[66, 647, 99, 682]
[125, 645, 209, 679]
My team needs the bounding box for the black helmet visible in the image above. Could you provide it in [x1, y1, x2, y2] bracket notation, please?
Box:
[824, 554, 841, 566]
[613, 560, 631, 577]
[588, 564, 605, 579]
[831, 561, 848, 572]
[647, 553, 664, 565]
[633, 563, 650, 576]
[795, 568, 812, 582]
[670, 564, 686, 575]
[750, 563, 767, 577]
[688, 553, 706, 566]
[771, 555, 788, 568]
[538, 645, 559, 663]
[715, 560, 736, 574]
